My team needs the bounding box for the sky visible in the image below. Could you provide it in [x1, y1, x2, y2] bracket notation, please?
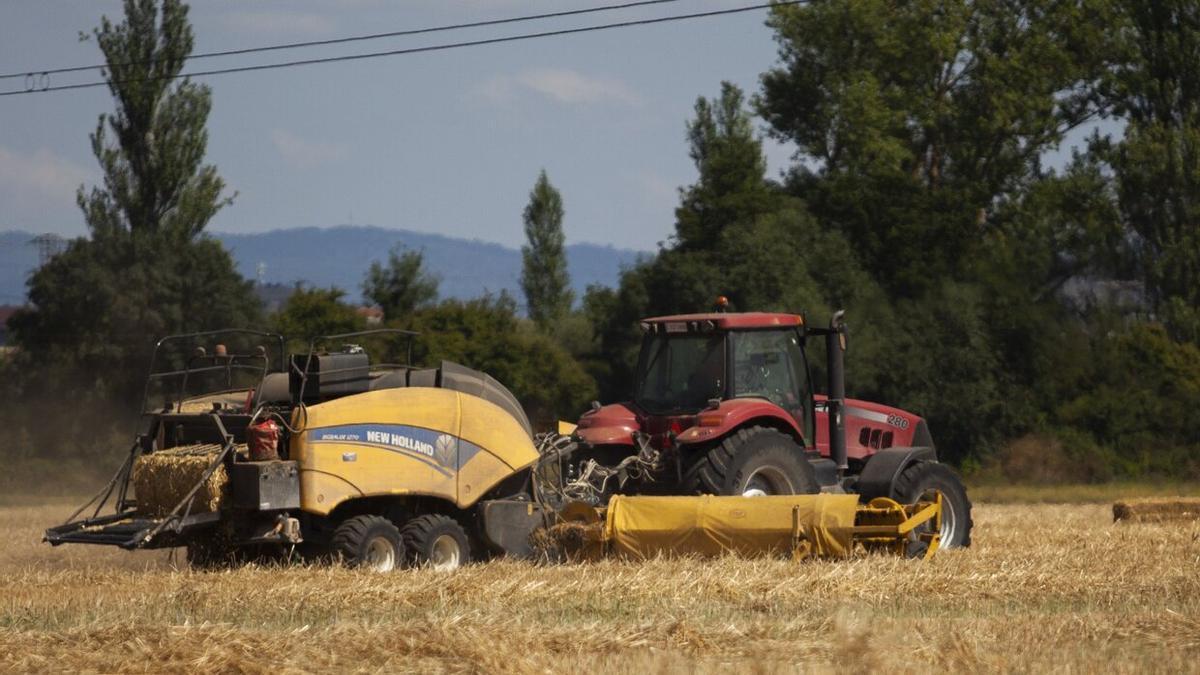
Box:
[0, 0, 806, 252]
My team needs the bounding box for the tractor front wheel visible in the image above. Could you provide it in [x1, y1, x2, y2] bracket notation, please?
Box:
[892, 461, 973, 548]
[683, 426, 819, 496]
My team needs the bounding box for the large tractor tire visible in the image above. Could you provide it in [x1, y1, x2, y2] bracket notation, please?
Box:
[332, 515, 404, 572]
[683, 426, 819, 496]
[892, 461, 973, 548]
[402, 514, 471, 571]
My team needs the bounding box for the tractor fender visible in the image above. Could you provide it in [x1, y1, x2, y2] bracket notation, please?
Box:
[854, 446, 937, 501]
[575, 402, 639, 446]
[674, 399, 805, 446]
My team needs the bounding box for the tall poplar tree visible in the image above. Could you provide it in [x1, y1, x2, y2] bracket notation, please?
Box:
[520, 171, 573, 328]
[10, 0, 259, 406]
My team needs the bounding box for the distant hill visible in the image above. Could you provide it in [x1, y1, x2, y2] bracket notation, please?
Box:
[0, 226, 647, 308]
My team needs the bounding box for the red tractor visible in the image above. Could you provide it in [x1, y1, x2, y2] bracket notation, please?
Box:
[568, 308, 973, 548]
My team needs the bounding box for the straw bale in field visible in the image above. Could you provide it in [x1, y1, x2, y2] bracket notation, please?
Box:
[1112, 497, 1200, 522]
[133, 444, 235, 517]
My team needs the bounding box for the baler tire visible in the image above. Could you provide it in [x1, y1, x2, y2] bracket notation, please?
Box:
[683, 426, 819, 496]
[402, 514, 471, 571]
[892, 461, 973, 548]
[332, 515, 403, 572]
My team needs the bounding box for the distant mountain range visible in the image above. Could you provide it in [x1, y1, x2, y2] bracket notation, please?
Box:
[0, 226, 647, 308]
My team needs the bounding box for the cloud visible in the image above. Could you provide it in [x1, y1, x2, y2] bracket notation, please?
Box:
[0, 146, 91, 200]
[270, 129, 349, 170]
[221, 10, 335, 36]
[476, 68, 642, 107]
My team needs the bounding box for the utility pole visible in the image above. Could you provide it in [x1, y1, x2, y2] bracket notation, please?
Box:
[29, 234, 66, 266]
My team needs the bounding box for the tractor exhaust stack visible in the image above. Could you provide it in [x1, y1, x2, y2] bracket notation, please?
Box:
[826, 311, 848, 474]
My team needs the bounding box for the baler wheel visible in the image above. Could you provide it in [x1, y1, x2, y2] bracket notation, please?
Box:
[892, 461, 973, 548]
[332, 515, 403, 572]
[402, 514, 471, 571]
[683, 426, 819, 496]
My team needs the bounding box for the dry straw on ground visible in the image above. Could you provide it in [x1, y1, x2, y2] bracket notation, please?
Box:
[529, 521, 605, 561]
[1113, 497, 1200, 522]
[5, 497, 1200, 673]
[131, 444, 232, 516]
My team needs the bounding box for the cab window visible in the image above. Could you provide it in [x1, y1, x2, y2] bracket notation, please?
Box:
[731, 329, 812, 439]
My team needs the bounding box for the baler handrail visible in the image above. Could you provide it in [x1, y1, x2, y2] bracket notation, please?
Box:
[174, 352, 268, 413]
[140, 329, 285, 417]
[148, 329, 286, 371]
[154, 361, 270, 381]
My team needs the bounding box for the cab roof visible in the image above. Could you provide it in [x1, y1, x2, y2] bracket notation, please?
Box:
[641, 312, 804, 330]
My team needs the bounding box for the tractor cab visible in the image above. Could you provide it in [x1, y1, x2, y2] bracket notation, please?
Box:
[632, 312, 814, 442]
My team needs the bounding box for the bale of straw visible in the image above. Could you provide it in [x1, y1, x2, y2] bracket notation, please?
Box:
[132, 444, 233, 517]
[1112, 498, 1200, 523]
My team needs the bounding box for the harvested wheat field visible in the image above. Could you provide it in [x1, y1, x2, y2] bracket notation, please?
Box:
[2, 498, 1199, 674]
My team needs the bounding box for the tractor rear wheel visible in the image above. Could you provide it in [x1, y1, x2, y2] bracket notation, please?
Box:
[892, 461, 973, 548]
[332, 515, 404, 572]
[402, 514, 470, 571]
[683, 426, 819, 496]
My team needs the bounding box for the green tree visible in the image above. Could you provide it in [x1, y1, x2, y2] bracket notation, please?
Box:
[270, 287, 363, 350]
[9, 0, 258, 408]
[407, 293, 596, 427]
[1097, 1, 1200, 340]
[362, 244, 439, 320]
[80, 0, 230, 242]
[758, 0, 1115, 294]
[520, 170, 573, 328]
[675, 82, 778, 250]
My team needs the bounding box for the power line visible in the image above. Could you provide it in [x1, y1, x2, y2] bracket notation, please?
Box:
[0, 1, 802, 98]
[0, 0, 685, 81]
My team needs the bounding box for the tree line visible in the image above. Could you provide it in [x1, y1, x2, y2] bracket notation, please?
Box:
[4, 0, 1200, 482]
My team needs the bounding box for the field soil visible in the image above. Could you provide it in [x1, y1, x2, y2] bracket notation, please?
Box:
[2, 495, 1198, 673]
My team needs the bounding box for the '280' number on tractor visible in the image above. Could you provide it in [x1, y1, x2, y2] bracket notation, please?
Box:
[887, 414, 910, 430]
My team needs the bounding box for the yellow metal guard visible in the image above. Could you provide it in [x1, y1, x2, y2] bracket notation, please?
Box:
[553, 491, 945, 561]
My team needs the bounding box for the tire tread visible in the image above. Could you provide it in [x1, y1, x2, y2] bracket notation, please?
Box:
[332, 514, 399, 566]
[682, 425, 815, 495]
[892, 461, 974, 547]
[401, 514, 470, 567]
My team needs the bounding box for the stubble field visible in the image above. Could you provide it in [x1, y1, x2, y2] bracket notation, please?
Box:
[0, 493, 1197, 673]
